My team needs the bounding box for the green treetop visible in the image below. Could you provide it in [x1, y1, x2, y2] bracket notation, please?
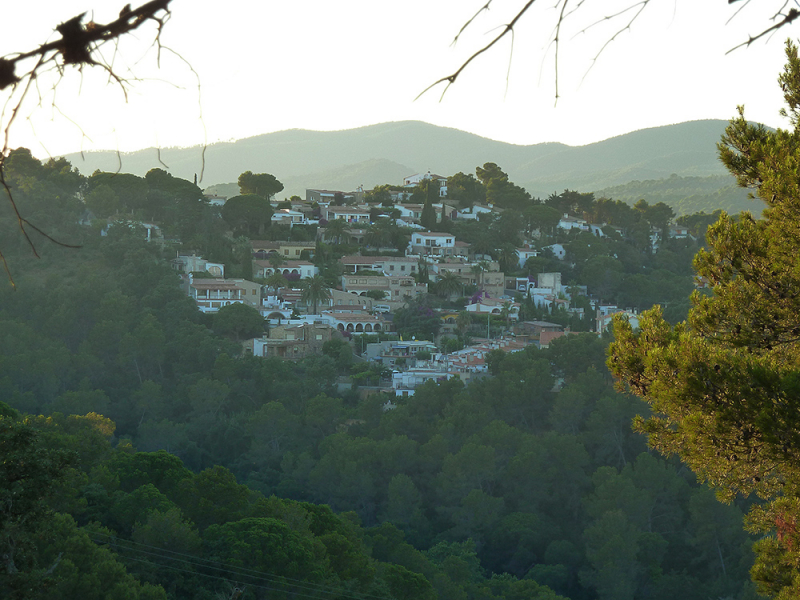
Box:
[237, 170, 284, 200]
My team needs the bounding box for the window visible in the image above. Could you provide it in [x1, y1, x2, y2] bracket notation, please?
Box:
[316, 335, 323, 340]
[389, 265, 394, 271]
[400, 265, 405, 272]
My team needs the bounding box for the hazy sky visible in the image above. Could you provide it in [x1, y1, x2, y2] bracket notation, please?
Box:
[1, 1, 794, 158]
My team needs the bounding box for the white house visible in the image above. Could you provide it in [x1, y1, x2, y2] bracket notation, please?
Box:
[392, 367, 455, 396]
[394, 204, 425, 221]
[409, 232, 456, 256]
[558, 215, 589, 232]
[403, 171, 448, 196]
[253, 260, 318, 280]
[542, 243, 567, 260]
[322, 311, 387, 334]
[457, 204, 495, 220]
[516, 246, 538, 268]
[187, 279, 245, 313]
[587, 223, 606, 237]
[271, 209, 306, 226]
[597, 309, 640, 333]
[172, 254, 225, 278]
[323, 206, 371, 224]
[465, 299, 520, 321]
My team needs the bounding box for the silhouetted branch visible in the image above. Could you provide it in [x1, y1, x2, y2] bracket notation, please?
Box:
[727, 6, 800, 53]
[0, 0, 173, 288]
[421, 0, 800, 100]
[416, 0, 537, 101]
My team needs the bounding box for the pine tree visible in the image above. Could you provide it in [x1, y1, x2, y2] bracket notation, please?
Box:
[609, 41, 800, 599]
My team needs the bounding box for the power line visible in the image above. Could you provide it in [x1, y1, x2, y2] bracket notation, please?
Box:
[116, 553, 338, 600]
[89, 531, 392, 600]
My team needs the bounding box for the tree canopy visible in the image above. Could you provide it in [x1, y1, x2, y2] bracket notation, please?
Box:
[610, 40, 800, 599]
[237, 171, 284, 200]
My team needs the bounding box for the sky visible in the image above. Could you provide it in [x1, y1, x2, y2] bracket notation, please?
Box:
[1, 1, 794, 159]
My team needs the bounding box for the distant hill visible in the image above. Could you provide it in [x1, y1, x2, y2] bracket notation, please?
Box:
[62, 119, 741, 208]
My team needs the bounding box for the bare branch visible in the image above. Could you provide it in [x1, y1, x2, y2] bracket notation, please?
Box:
[452, 1, 494, 46]
[727, 7, 800, 53]
[577, 1, 651, 85]
[423, 0, 800, 101]
[416, 0, 538, 100]
[553, 0, 572, 103]
[0, 0, 173, 288]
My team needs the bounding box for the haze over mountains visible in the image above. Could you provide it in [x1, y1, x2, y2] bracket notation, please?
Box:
[62, 119, 756, 214]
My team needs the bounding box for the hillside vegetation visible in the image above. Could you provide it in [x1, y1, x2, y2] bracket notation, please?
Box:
[594, 174, 762, 216]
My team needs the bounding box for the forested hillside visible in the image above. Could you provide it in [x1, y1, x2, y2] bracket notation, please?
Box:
[0, 153, 760, 599]
[594, 174, 760, 217]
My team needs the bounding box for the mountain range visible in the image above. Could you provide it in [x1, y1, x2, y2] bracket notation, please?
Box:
[62, 119, 756, 215]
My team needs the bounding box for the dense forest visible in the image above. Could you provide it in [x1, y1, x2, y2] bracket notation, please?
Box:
[0, 150, 762, 600]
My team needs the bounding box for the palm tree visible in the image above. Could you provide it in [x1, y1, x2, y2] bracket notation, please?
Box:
[456, 310, 472, 343]
[436, 271, 463, 299]
[268, 253, 286, 273]
[300, 275, 332, 315]
[265, 272, 288, 295]
[500, 301, 514, 329]
[470, 262, 486, 291]
[498, 243, 519, 274]
[365, 219, 395, 248]
[323, 219, 349, 244]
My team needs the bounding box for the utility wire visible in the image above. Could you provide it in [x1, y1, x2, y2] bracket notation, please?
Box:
[89, 531, 391, 600]
[117, 553, 346, 600]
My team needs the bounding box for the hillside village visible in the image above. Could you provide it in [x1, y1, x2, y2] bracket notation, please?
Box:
[159, 166, 708, 397]
[0, 146, 758, 600]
